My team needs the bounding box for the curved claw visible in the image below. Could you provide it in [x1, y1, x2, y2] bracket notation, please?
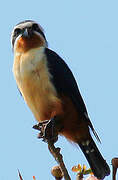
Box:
[33, 120, 49, 130]
[43, 118, 58, 143]
[33, 124, 42, 130]
[33, 118, 59, 144]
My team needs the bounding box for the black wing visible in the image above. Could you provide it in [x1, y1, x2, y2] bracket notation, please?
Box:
[45, 48, 87, 115]
[45, 48, 101, 142]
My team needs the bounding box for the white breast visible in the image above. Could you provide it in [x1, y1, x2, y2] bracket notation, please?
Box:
[13, 47, 62, 122]
[13, 47, 44, 78]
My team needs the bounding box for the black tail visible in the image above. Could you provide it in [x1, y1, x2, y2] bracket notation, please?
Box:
[78, 138, 110, 179]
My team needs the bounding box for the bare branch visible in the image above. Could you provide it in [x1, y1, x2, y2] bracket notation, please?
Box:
[33, 121, 71, 180]
[18, 169, 23, 180]
[112, 158, 118, 180]
[48, 141, 71, 180]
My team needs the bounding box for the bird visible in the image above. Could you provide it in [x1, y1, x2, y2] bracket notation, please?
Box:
[11, 20, 110, 179]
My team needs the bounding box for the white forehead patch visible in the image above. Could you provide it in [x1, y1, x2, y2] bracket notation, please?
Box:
[13, 21, 44, 34]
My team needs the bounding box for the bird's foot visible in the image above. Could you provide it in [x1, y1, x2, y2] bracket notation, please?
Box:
[33, 117, 60, 144]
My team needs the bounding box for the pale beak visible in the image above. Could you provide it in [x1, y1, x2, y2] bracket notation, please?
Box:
[22, 28, 33, 38]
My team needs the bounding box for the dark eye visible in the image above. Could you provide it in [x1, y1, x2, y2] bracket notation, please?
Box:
[32, 24, 39, 31]
[14, 28, 22, 35]
[32, 23, 46, 41]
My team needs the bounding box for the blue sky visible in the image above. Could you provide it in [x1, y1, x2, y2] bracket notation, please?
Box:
[0, 0, 118, 179]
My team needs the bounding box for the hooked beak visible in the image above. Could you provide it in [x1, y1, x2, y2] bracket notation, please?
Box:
[22, 28, 33, 38]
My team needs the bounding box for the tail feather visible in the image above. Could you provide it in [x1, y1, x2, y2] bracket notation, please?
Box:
[78, 138, 110, 179]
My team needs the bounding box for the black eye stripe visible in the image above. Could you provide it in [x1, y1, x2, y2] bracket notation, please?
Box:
[32, 24, 46, 40]
[11, 28, 22, 47]
[32, 23, 39, 30]
[14, 28, 22, 35]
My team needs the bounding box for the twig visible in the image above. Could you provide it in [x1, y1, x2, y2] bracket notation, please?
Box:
[112, 166, 117, 180]
[112, 158, 118, 180]
[33, 122, 71, 180]
[18, 169, 23, 180]
[48, 141, 71, 180]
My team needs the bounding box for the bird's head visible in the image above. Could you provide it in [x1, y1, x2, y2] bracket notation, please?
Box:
[11, 20, 48, 53]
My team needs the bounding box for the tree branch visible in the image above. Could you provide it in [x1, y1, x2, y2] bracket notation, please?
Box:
[33, 121, 71, 180]
[48, 141, 71, 180]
